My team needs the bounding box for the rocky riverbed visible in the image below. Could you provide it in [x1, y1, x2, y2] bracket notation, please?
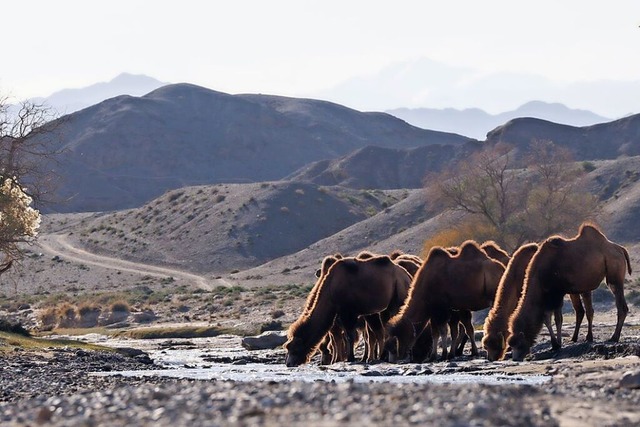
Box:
[1, 331, 640, 426]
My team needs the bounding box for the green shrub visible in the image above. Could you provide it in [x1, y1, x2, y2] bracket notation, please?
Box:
[0, 319, 30, 336]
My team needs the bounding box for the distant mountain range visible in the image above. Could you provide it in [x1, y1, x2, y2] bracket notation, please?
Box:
[21, 74, 640, 221]
[387, 101, 610, 140]
[32, 73, 168, 115]
[311, 57, 640, 120]
[27, 72, 620, 140]
[43, 84, 471, 213]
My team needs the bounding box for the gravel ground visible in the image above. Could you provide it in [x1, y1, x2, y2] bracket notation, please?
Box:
[1, 335, 640, 426]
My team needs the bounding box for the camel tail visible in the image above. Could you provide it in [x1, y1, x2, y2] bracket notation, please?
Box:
[622, 246, 632, 275]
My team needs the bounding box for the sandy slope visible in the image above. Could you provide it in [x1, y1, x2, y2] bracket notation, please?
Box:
[38, 234, 221, 290]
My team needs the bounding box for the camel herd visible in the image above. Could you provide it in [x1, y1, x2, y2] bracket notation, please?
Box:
[284, 222, 632, 366]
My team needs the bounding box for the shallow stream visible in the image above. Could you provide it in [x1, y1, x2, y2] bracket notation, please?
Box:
[77, 334, 551, 386]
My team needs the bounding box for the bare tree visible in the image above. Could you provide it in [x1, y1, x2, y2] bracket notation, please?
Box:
[433, 141, 598, 251]
[0, 94, 62, 266]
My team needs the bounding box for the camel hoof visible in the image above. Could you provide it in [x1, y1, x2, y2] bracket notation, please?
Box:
[586, 335, 593, 342]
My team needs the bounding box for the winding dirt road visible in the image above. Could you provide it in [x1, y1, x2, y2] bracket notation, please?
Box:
[38, 234, 222, 291]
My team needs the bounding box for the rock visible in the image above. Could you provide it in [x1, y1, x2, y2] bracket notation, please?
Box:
[619, 370, 640, 389]
[241, 331, 287, 350]
[102, 310, 129, 326]
[133, 310, 157, 323]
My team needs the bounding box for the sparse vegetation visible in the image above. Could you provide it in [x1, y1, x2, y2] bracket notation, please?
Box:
[582, 161, 597, 172]
[117, 325, 251, 339]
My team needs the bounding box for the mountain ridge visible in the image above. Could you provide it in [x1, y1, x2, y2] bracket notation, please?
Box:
[43, 83, 473, 213]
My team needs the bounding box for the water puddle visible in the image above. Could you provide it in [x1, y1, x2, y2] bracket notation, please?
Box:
[82, 334, 550, 386]
[93, 363, 550, 385]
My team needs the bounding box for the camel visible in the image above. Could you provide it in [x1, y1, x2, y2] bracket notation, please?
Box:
[482, 243, 539, 361]
[483, 242, 598, 361]
[314, 250, 419, 364]
[384, 240, 505, 362]
[507, 223, 632, 361]
[285, 255, 412, 367]
[451, 241, 510, 357]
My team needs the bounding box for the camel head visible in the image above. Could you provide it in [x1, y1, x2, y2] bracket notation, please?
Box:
[384, 318, 415, 363]
[284, 336, 308, 367]
[482, 331, 507, 362]
[507, 331, 530, 362]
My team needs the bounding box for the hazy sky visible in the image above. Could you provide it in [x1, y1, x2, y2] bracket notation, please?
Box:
[3, 1, 640, 114]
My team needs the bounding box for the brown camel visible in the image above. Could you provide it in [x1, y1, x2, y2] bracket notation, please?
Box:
[384, 240, 505, 362]
[395, 249, 479, 361]
[507, 223, 632, 361]
[315, 250, 418, 364]
[483, 243, 597, 361]
[452, 241, 510, 357]
[285, 255, 412, 367]
[482, 243, 539, 361]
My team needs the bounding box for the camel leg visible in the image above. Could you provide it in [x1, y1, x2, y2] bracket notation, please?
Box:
[337, 330, 349, 362]
[362, 314, 384, 362]
[569, 293, 584, 342]
[361, 329, 369, 363]
[337, 316, 359, 363]
[448, 318, 459, 360]
[455, 324, 468, 356]
[554, 304, 563, 349]
[607, 280, 628, 342]
[370, 315, 385, 361]
[582, 292, 594, 342]
[429, 324, 441, 362]
[438, 323, 449, 361]
[544, 311, 561, 350]
[345, 327, 358, 362]
[459, 310, 478, 356]
[320, 333, 332, 365]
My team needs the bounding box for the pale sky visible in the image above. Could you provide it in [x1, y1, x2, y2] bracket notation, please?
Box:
[2, 0, 640, 115]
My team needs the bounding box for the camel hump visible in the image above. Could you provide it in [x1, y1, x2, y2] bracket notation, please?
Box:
[427, 246, 451, 261]
[370, 255, 393, 267]
[396, 253, 423, 265]
[445, 246, 459, 256]
[481, 240, 500, 250]
[459, 240, 485, 258]
[389, 249, 404, 260]
[320, 255, 340, 277]
[481, 240, 509, 255]
[578, 222, 604, 238]
[545, 235, 566, 248]
[356, 250, 376, 260]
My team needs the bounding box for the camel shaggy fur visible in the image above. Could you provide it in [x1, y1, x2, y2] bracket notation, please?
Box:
[507, 223, 632, 361]
[482, 243, 539, 361]
[384, 240, 505, 362]
[285, 255, 412, 367]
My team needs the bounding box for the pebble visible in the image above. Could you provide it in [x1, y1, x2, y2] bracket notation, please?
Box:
[1, 337, 640, 426]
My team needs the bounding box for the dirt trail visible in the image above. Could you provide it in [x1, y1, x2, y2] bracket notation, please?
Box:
[38, 234, 227, 291]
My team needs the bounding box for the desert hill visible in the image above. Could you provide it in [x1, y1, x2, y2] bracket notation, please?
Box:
[44, 84, 472, 213]
[486, 114, 640, 160]
[285, 143, 480, 189]
[285, 113, 640, 191]
[42, 153, 640, 289]
[62, 181, 411, 273]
